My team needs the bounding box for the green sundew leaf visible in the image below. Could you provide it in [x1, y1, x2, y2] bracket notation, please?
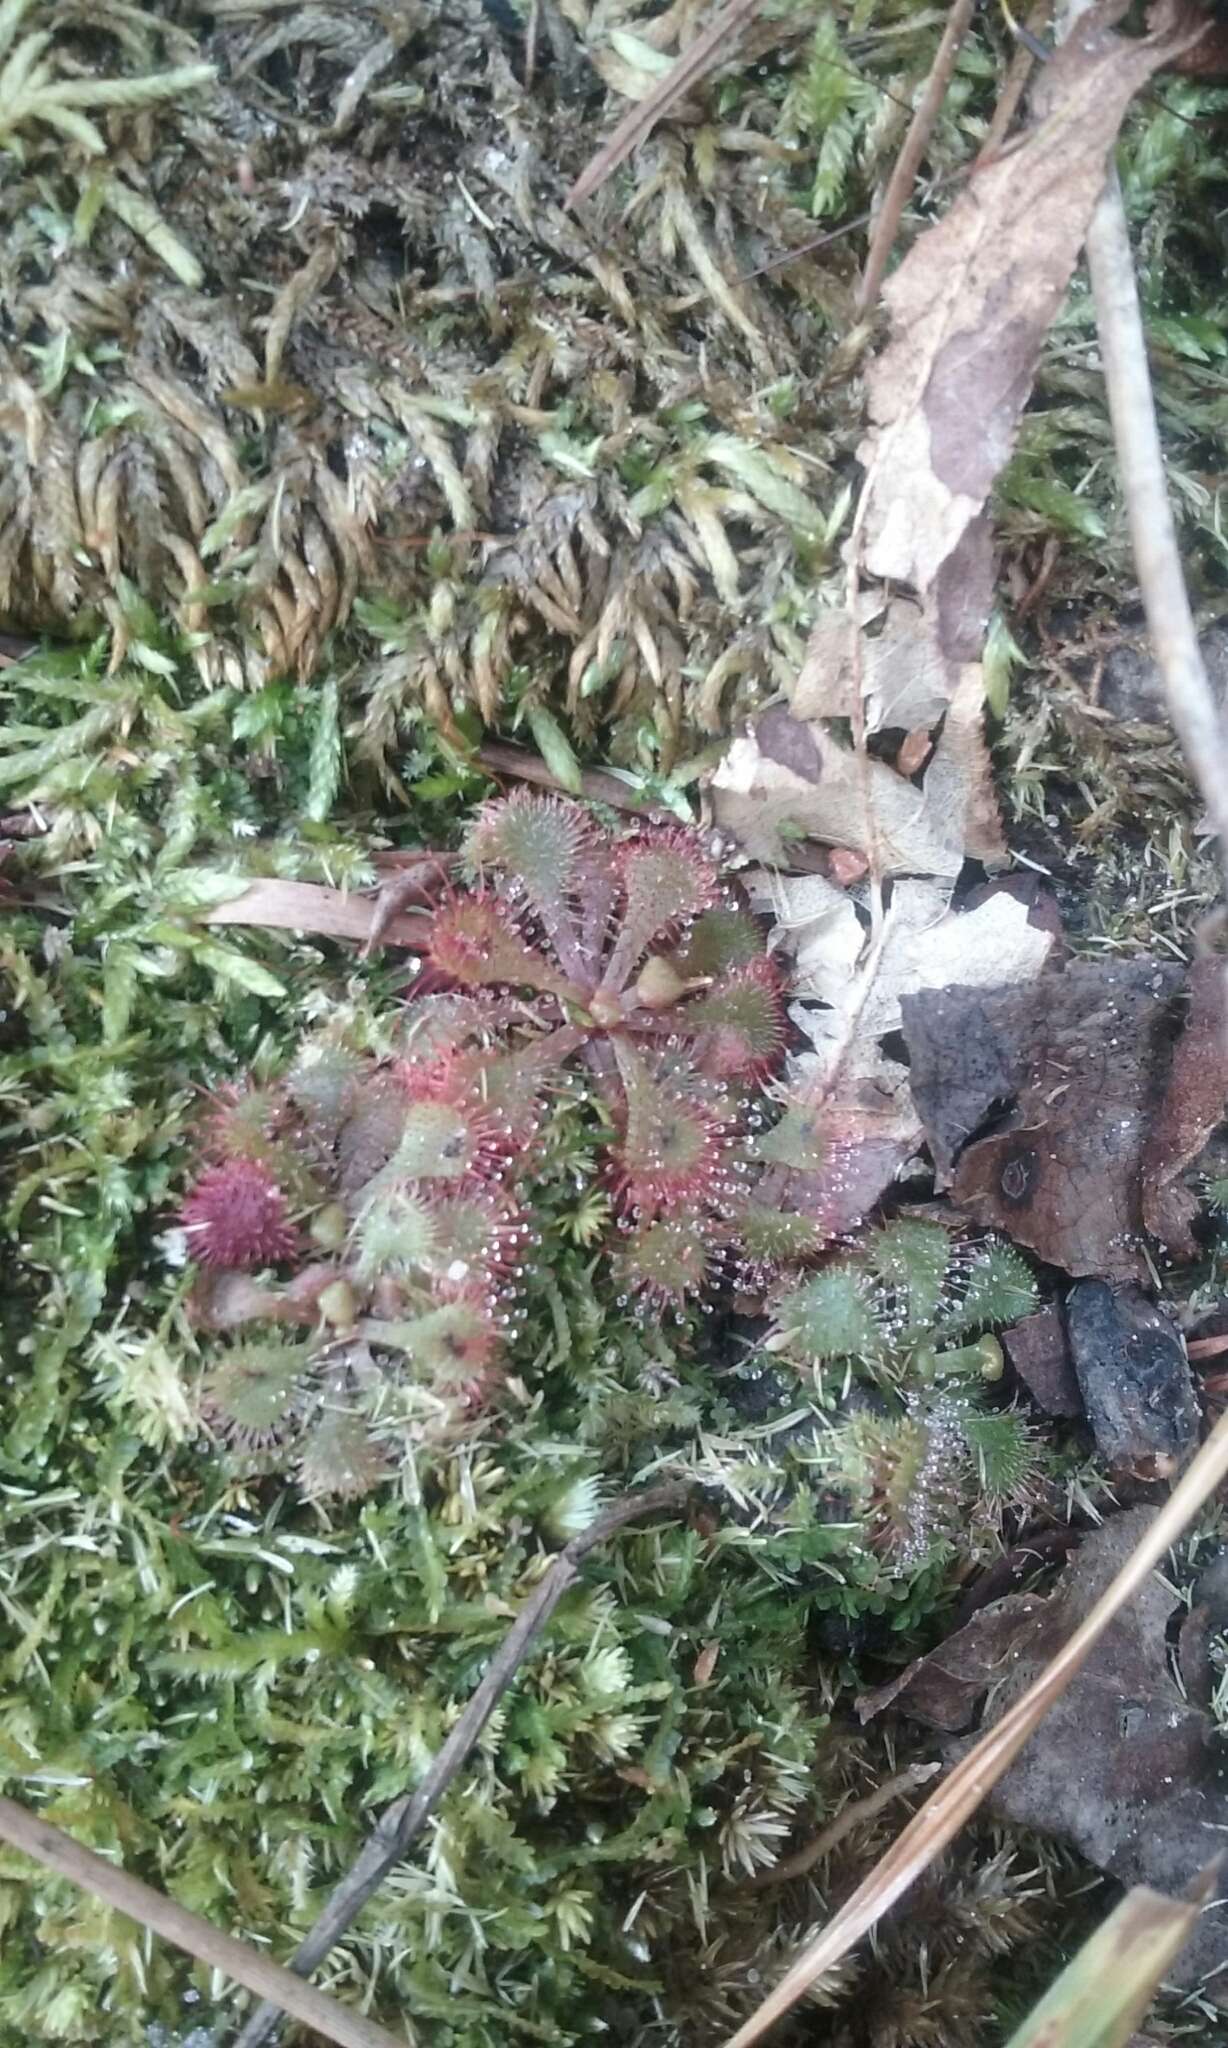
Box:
[960, 1408, 1036, 1500]
[524, 703, 583, 795]
[192, 939, 287, 1001]
[952, 1241, 1038, 1336]
[870, 1221, 951, 1334]
[1004, 1882, 1204, 2048]
[702, 435, 823, 537]
[774, 1266, 878, 1363]
[306, 676, 342, 822]
[1002, 473, 1107, 541]
[983, 609, 1027, 720]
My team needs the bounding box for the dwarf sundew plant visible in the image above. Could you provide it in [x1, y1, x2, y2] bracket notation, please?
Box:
[767, 1220, 1041, 1566]
[179, 793, 859, 1494]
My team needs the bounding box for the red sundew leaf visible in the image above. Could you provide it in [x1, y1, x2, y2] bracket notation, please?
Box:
[428, 893, 580, 1004]
[614, 1216, 712, 1303]
[612, 1049, 730, 1221]
[600, 831, 719, 994]
[683, 957, 787, 1081]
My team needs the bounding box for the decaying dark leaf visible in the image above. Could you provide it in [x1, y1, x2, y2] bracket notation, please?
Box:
[940, 1509, 1228, 1994]
[856, 1592, 1053, 1733]
[1141, 957, 1228, 1256]
[902, 957, 1190, 1281]
[1066, 1281, 1199, 1478]
[1002, 1305, 1083, 1419]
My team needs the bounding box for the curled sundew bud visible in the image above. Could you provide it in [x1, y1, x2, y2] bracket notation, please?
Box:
[317, 1279, 358, 1330]
[634, 954, 694, 1010]
[310, 1201, 350, 1252]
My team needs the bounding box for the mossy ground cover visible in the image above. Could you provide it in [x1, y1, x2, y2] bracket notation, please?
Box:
[4, 4, 1228, 2045]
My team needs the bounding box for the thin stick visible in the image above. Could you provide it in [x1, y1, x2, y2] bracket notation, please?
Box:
[233, 1481, 689, 2048]
[746, 1762, 941, 1889]
[722, 1403, 1228, 2045]
[565, 0, 758, 210]
[977, 0, 1052, 164]
[477, 739, 659, 815]
[1083, 164, 1228, 904]
[0, 1796, 411, 2048]
[855, 0, 977, 316]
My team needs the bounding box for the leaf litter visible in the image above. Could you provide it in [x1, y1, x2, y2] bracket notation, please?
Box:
[861, 1508, 1228, 1993]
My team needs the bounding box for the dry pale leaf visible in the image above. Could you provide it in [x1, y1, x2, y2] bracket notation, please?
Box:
[858, 1, 1193, 594]
[710, 679, 1003, 876]
[201, 879, 429, 949]
[793, 596, 962, 733]
[749, 875, 1054, 1237]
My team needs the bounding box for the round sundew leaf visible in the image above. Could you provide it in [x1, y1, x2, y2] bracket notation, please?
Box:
[354, 1182, 439, 1279]
[869, 1219, 952, 1334]
[601, 832, 719, 991]
[952, 1240, 1039, 1335]
[390, 1099, 495, 1183]
[773, 1265, 879, 1363]
[614, 1051, 727, 1218]
[285, 1041, 363, 1141]
[297, 1405, 388, 1501]
[731, 1204, 829, 1275]
[466, 791, 593, 957]
[199, 1341, 311, 1449]
[683, 959, 785, 1079]
[672, 906, 765, 978]
[428, 893, 578, 1001]
[615, 1216, 710, 1301]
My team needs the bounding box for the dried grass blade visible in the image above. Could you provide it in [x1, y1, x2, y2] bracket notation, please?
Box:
[566, 0, 758, 209]
[200, 878, 427, 949]
[1004, 1876, 1213, 2048]
[723, 1403, 1228, 2046]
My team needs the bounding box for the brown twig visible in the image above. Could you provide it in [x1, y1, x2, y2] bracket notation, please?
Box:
[565, 0, 758, 209]
[0, 1796, 410, 2048]
[977, 0, 1052, 164]
[233, 1481, 690, 2048]
[854, 0, 977, 316]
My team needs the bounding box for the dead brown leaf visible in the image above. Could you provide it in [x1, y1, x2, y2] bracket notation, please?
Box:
[1142, 956, 1228, 1255]
[201, 879, 429, 950]
[856, 1593, 1053, 1734]
[941, 1508, 1228, 1994]
[902, 956, 1192, 1281]
[858, 3, 1193, 595]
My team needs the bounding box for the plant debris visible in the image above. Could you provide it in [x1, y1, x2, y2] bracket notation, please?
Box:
[901, 954, 1228, 1281]
[1066, 1280, 1200, 1478]
[937, 1508, 1228, 1995]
